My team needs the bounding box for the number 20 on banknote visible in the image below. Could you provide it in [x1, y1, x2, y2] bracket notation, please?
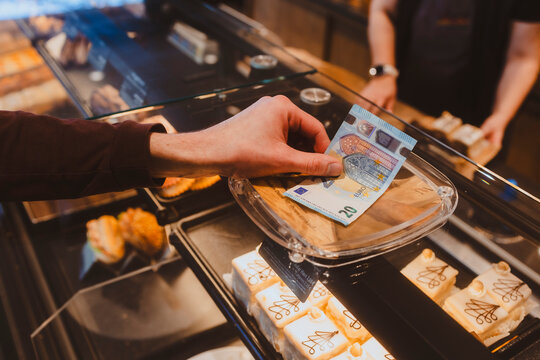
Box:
[284, 104, 417, 226]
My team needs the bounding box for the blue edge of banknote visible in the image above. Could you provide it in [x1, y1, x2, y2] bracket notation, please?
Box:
[284, 104, 417, 226]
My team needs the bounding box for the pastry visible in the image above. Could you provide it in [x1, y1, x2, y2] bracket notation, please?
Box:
[431, 111, 462, 140]
[90, 85, 130, 116]
[232, 249, 279, 313]
[254, 281, 312, 351]
[361, 338, 395, 360]
[28, 16, 64, 36]
[400, 248, 458, 304]
[326, 297, 371, 343]
[118, 208, 166, 256]
[331, 343, 372, 360]
[158, 177, 195, 198]
[308, 281, 332, 309]
[444, 280, 509, 344]
[474, 261, 532, 331]
[86, 215, 125, 264]
[189, 175, 221, 191]
[448, 124, 484, 156]
[282, 307, 348, 360]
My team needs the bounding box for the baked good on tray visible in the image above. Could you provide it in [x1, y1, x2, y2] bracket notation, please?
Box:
[282, 307, 349, 360]
[474, 261, 533, 333]
[360, 337, 394, 360]
[326, 297, 371, 344]
[444, 280, 509, 345]
[232, 250, 279, 314]
[118, 207, 166, 256]
[254, 281, 312, 351]
[86, 215, 125, 264]
[159, 177, 196, 198]
[400, 248, 459, 304]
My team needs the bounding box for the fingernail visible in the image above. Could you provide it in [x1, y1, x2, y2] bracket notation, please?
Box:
[326, 162, 342, 176]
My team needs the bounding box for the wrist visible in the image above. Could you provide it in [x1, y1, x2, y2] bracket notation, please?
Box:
[149, 132, 221, 178]
[369, 64, 399, 78]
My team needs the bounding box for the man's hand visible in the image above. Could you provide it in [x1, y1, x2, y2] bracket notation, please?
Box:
[359, 76, 397, 114]
[149, 95, 343, 179]
[481, 115, 508, 148]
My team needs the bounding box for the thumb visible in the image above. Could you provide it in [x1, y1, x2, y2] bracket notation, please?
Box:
[281, 149, 343, 177]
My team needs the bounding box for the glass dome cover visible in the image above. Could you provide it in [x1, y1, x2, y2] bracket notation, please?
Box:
[229, 152, 458, 265]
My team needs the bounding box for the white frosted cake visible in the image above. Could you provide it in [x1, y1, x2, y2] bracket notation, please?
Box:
[361, 338, 394, 360]
[331, 343, 373, 360]
[232, 250, 278, 313]
[475, 261, 533, 331]
[283, 308, 348, 360]
[444, 280, 509, 344]
[308, 282, 332, 308]
[254, 281, 312, 351]
[326, 297, 371, 343]
[401, 248, 459, 304]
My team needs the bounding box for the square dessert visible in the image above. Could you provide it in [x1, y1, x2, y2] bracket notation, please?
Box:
[432, 111, 462, 140]
[283, 308, 349, 360]
[232, 249, 278, 313]
[362, 338, 395, 360]
[444, 280, 509, 343]
[331, 343, 373, 360]
[308, 281, 332, 308]
[475, 261, 532, 313]
[326, 297, 371, 343]
[400, 248, 459, 303]
[254, 281, 312, 351]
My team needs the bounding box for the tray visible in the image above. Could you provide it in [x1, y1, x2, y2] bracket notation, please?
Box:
[229, 152, 458, 265]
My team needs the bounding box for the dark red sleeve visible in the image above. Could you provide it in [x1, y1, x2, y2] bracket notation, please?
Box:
[0, 111, 166, 201]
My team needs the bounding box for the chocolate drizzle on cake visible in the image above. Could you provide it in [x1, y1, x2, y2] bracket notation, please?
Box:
[268, 295, 301, 320]
[492, 278, 525, 303]
[464, 299, 500, 325]
[302, 330, 339, 355]
[343, 310, 362, 330]
[244, 260, 275, 285]
[416, 265, 448, 288]
[384, 354, 396, 360]
[312, 284, 328, 299]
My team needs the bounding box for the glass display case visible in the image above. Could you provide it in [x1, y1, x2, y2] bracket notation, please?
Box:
[0, 1, 538, 360]
[16, 0, 315, 117]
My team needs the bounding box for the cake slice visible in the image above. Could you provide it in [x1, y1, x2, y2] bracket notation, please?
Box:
[432, 111, 462, 140]
[475, 261, 532, 331]
[444, 280, 509, 344]
[449, 124, 484, 156]
[254, 281, 311, 351]
[400, 248, 459, 304]
[331, 343, 373, 360]
[326, 297, 371, 343]
[308, 281, 332, 308]
[283, 308, 349, 360]
[232, 249, 278, 314]
[362, 338, 395, 360]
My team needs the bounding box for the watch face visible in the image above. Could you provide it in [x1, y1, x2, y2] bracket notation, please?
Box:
[369, 65, 384, 77]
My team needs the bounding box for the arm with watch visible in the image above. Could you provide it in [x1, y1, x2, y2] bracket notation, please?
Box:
[360, 0, 399, 114]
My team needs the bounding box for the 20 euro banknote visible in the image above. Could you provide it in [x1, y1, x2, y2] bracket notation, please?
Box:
[284, 104, 417, 226]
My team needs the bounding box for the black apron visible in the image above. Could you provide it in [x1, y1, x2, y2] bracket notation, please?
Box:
[397, 0, 475, 122]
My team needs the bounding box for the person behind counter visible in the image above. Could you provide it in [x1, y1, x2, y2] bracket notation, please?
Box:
[0, 95, 343, 201]
[360, 0, 540, 147]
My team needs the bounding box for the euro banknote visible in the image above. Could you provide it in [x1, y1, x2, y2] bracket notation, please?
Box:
[284, 104, 417, 226]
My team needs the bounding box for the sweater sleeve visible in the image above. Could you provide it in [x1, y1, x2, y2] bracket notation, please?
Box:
[0, 110, 166, 201]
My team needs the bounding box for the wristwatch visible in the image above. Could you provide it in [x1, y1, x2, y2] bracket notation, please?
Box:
[369, 64, 399, 78]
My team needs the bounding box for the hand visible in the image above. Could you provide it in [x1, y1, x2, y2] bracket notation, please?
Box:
[149, 95, 343, 178]
[480, 115, 508, 148]
[359, 75, 397, 114]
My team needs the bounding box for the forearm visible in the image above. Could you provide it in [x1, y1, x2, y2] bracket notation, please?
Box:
[0, 111, 164, 201]
[490, 56, 539, 124]
[368, 0, 397, 66]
